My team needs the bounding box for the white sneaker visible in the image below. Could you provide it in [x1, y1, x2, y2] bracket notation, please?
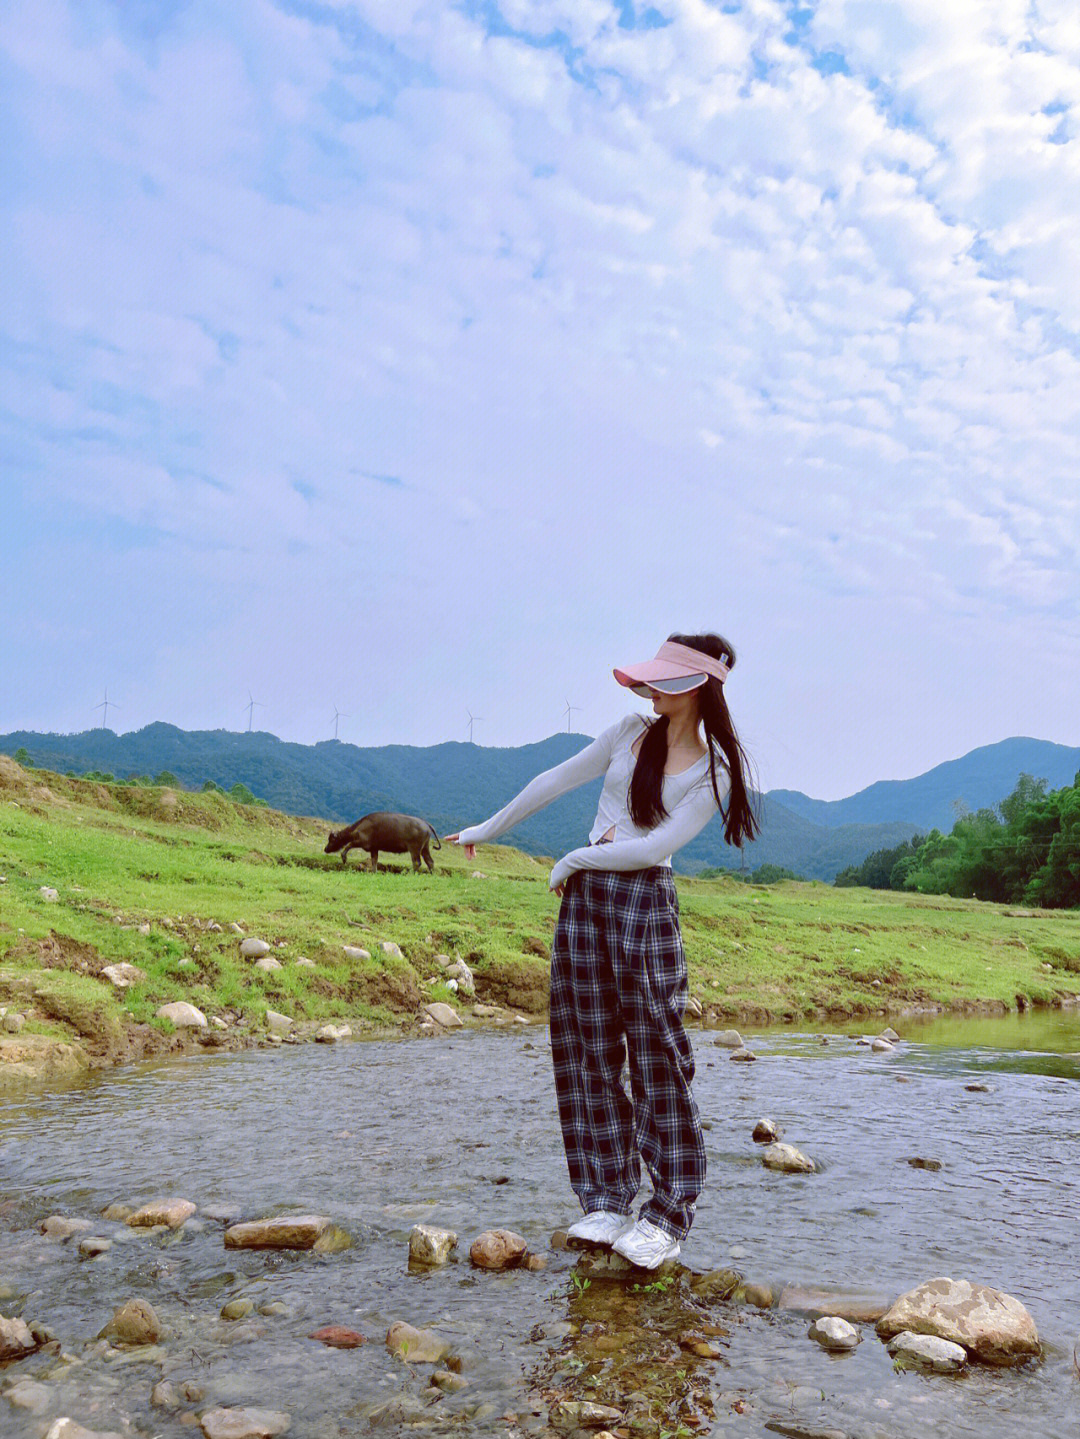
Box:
[612, 1217, 681, 1269]
[566, 1210, 632, 1246]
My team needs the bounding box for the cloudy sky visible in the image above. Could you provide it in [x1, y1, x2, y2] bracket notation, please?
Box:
[3, 0, 1078, 799]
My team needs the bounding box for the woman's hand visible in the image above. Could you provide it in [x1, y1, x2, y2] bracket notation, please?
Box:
[550, 881, 565, 897]
[443, 833, 476, 861]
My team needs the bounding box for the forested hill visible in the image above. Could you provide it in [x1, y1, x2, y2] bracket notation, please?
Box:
[2, 722, 1052, 882]
[771, 737, 1080, 834]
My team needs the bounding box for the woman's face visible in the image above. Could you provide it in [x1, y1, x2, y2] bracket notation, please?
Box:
[646, 685, 700, 722]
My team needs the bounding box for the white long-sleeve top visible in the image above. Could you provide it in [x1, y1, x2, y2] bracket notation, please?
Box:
[456, 713, 730, 890]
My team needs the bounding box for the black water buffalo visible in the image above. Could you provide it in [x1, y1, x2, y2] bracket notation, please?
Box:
[324, 812, 442, 873]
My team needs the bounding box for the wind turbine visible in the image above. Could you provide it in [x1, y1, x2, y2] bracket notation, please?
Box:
[95, 689, 119, 729]
[563, 699, 582, 733]
[332, 706, 349, 740]
[244, 693, 264, 733]
[466, 710, 483, 744]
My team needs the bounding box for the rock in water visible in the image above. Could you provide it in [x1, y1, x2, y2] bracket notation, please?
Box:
[888, 1330, 968, 1372]
[314, 1023, 351, 1043]
[385, 1320, 451, 1363]
[713, 1029, 744, 1048]
[309, 1325, 365, 1348]
[42, 1215, 93, 1239]
[224, 1216, 350, 1251]
[5, 1379, 50, 1414]
[199, 1408, 291, 1439]
[871, 1038, 894, 1052]
[808, 1316, 860, 1351]
[409, 1224, 458, 1267]
[880, 1027, 900, 1042]
[0, 1314, 38, 1362]
[105, 1298, 161, 1344]
[549, 1400, 624, 1431]
[127, 1199, 196, 1229]
[155, 1002, 207, 1028]
[876, 1277, 1039, 1366]
[469, 1229, 528, 1269]
[751, 1118, 782, 1143]
[761, 1143, 816, 1174]
[730, 1047, 757, 1062]
[45, 1423, 125, 1439]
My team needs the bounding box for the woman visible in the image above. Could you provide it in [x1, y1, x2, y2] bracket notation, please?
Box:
[447, 633, 758, 1268]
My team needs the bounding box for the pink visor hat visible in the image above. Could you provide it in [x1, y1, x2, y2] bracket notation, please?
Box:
[613, 640, 730, 697]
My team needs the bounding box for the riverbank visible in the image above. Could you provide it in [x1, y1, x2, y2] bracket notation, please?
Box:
[2, 756, 1079, 1083]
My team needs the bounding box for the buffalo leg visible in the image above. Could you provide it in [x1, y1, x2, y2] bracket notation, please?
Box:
[369, 850, 379, 872]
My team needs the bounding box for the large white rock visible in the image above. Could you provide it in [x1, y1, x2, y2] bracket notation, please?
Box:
[713, 1029, 744, 1048]
[887, 1330, 968, 1372]
[761, 1142, 816, 1174]
[423, 1002, 463, 1029]
[808, 1316, 860, 1351]
[876, 1277, 1040, 1366]
[156, 1002, 207, 1028]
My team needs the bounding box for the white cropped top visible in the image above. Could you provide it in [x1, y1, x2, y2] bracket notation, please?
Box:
[456, 713, 730, 890]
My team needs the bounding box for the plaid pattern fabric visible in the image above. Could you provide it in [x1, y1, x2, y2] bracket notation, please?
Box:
[550, 866, 705, 1240]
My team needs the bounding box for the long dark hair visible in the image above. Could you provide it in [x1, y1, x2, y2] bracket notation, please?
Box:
[627, 631, 760, 847]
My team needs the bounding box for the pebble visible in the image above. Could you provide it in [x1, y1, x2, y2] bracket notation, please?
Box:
[221, 1298, 255, 1320]
[470, 1229, 528, 1270]
[409, 1223, 458, 1267]
[40, 886, 59, 901]
[386, 1320, 451, 1363]
[296, 956, 315, 967]
[78, 1236, 112, 1258]
[229, 923, 245, 935]
[105, 1298, 161, 1344]
[255, 957, 282, 972]
[199, 1408, 291, 1439]
[380, 941, 404, 959]
[224, 1215, 350, 1252]
[761, 1143, 816, 1174]
[5, 1378, 50, 1413]
[808, 1315, 860, 1351]
[887, 1330, 968, 1372]
[101, 963, 145, 990]
[155, 1002, 207, 1028]
[127, 1199, 196, 1229]
[342, 946, 370, 960]
[314, 1023, 352, 1043]
[240, 938, 271, 958]
[309, 1325, 365, 1348]
[42, 1215, 93, 1240]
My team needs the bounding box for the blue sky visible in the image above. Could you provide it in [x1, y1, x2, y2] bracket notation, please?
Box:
[2, 0, 1078, 798]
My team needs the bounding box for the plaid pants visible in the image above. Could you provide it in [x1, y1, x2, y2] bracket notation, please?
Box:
[550, 866, 705, 1239]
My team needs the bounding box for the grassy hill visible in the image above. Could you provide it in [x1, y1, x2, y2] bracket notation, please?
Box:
[1, 723, 924, 881]
[2, 756, 1078, 1081]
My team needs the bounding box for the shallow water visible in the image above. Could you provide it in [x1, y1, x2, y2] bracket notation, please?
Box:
[1, 1018, 1078, 1439]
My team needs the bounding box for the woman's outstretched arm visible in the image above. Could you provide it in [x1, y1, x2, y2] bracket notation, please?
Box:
[450, 716, 637, 849]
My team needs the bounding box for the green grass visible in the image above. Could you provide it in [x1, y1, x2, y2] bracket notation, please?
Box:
[1, 757, 1079, 1060]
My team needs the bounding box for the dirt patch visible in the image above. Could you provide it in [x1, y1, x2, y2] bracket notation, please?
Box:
[0, 755, 31, 794]
[475, 957, 549, 1013]
[308, 967, 424, 1011]
[15, 931, 108, 977]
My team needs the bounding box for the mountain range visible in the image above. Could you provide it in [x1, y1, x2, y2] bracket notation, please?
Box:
[2, 725, 1076, 882]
